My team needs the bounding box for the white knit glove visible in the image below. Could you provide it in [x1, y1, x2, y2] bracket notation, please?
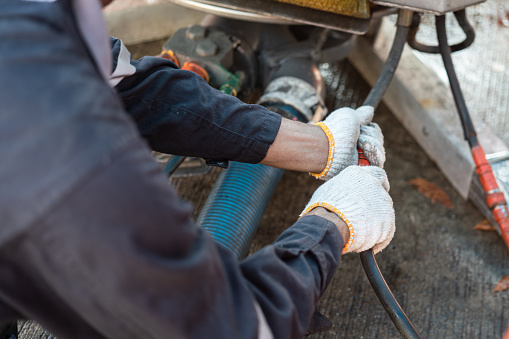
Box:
[310, 106, 386, 180]
[358, 123, 385, 168]
[302, 166, 395, 254]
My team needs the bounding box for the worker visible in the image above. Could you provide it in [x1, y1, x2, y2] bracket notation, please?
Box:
[0, 1, 395, 339]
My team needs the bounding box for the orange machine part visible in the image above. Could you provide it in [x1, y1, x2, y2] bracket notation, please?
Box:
[181, 62, 209, 83]
[157, 50, 180, 67]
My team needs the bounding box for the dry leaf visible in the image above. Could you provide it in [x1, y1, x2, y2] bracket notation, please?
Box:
[408, 177, 454, 209]
[474, 219, 496, 232]
[494, 275, 509, 292]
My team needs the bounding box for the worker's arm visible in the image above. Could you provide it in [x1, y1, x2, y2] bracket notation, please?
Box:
[112, 38, 281, 165]
[305, 207, 350, 244]
[240, 165, 395, 338]
[259, 118, 329, 174]
[111, 38, 385, 175]
[259, 108, 385, 177]
[0, 148, 393, 339]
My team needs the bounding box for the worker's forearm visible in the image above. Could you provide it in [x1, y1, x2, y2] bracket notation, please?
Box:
[260, 118, 328, 174]
[302, 207, 350, 245]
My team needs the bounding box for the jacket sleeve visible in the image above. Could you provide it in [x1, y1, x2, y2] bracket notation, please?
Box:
[240, 215, 343, 338]
[110, 38, 282, 164]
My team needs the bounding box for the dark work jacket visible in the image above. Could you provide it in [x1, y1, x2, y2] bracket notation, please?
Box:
[0, 1, 343, 338]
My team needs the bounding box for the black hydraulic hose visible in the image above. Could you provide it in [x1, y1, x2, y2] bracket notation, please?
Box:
[435, 14, 477, 147]
[408, 9, 475, 54]
[359, 21, 422, 339]
[363, 24, 410, 108]
[360, 249, 421, 338]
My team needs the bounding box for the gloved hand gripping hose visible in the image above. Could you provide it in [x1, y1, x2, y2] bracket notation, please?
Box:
[357, 10, 422, 339]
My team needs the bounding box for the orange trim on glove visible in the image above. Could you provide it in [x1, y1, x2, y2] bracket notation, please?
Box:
[302, 202, 354, 253]
[309, 122, 335, 179]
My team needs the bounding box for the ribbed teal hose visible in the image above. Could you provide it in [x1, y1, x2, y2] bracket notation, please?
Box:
[197, 162, 284, 260]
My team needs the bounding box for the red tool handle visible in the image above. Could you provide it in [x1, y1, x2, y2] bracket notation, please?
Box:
[471, 146, 509, 249]
[358, 148, 370, 167]
[503, 323, 509, 339]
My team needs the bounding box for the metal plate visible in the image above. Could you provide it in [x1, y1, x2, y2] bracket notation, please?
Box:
[372, 0, 486, 14]
[167, 0, 295, 24]
[166, 0, 371, 34]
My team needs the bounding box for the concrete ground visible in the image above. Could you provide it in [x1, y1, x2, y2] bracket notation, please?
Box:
[13, 1, 509, 338]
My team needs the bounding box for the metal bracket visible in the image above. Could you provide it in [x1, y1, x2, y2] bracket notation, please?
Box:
[167, 0, 371, 34]
[372, 0, 485, 14]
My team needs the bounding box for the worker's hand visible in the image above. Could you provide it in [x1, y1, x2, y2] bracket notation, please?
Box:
[358, 122, 385, 168]
[310, 106, 385, 180]
[302, 166, 395, 254]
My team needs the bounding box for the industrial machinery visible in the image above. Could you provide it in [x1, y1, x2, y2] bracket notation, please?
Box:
[3, 1, 507, 338]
